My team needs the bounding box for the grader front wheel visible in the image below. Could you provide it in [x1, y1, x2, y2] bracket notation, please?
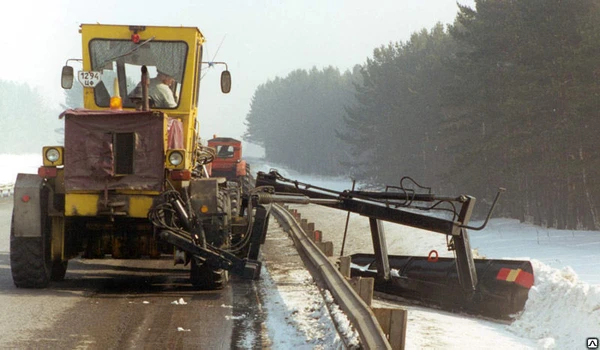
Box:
[10, 175, 67, 288]
[10, 233, 52, 288]
[51, 261, 68, 281]
[190, 259, 229, 290]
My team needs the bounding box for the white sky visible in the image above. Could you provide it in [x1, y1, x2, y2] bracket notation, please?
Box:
[1, 0, 475, 141]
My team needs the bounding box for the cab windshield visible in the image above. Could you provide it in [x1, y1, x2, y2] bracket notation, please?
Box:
[89, 39, 188, 109]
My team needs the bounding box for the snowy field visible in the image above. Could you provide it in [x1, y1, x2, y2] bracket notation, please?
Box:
[253, 161, 600, 349]
[2, 154, 599, 349]
[0, 154, 39, 197]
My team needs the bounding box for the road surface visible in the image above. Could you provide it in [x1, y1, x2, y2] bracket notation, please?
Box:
[0, 197, 265, 349]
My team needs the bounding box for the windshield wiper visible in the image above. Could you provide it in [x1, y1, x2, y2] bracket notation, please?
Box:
[99, 36, 155, 68]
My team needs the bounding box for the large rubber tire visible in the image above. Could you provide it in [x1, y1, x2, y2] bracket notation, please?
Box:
[10, 232, 52, 288]
[51, 261, 68, 281]
[203, 189, 232, 248]
[190, 259, 229, 290]
[10, 194, 67, 287]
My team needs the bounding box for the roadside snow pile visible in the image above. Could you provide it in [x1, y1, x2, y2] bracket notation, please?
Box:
[322, 290, 361, 348]
[259, 265, 348, 349]
[470, 218, 600, 284]
[171, 298, 187, 305]
[509, 259, 600, 349]
[290, 203, 600, 348]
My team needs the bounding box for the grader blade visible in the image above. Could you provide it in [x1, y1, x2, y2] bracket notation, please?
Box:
[351, 254, 533, 320]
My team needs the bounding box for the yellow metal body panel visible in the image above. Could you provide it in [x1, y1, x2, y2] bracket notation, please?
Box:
[51, 216, 65, 261]
[128, 195, 156, 218]
[65, 193, 156, 218]
[79, 24, 203, 173]
[59, 24, 210, 219]
[65, 194, 99, 216]
[42, 146, 64, 166]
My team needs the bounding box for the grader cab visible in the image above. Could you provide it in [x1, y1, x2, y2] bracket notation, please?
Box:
[10, 24, 266, 289]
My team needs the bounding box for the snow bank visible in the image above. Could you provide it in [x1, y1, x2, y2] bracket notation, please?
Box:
[0, 154, 40, 186]
[259, 264, 347, 349]
[288, 203, 600, 349]
[509, 259, 600, 349]
[470, 218, 600, 284]
[322, 290, 361, 348]
[250, 162, 600, 348]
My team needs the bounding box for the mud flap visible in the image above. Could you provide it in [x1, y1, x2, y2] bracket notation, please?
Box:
[12, 174, 45, 238]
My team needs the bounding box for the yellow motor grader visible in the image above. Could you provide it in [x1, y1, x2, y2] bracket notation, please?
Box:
[10, 24, 268, 289]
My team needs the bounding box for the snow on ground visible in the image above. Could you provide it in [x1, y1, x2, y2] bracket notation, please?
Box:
[471, 218, 600, 284]
[259, 263, 348, 349]
[252, 160, 600, 349]
[509, 260, 600, 349]
[256, 219, 359, 349]
[283, 199, 600, 349]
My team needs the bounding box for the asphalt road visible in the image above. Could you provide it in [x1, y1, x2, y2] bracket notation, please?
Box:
[0, 197, 265, 349]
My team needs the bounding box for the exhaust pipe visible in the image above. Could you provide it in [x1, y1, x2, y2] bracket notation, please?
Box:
[141, 65, 150, 111]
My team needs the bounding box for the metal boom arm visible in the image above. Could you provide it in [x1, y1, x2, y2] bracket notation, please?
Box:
[255, 171, 495, 292]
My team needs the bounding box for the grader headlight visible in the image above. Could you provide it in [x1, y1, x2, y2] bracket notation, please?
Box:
[166, 150, 185, 169]
[43, 146, 64, 166]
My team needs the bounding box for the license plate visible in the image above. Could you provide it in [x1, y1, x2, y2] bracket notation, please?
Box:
[77, 71, 102, 88]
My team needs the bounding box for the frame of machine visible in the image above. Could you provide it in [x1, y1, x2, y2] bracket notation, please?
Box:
[255, 170, 534, 319]
[10, 24, 265, 289]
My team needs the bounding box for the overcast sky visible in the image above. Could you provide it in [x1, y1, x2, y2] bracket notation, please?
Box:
[1, 0, 475, 143]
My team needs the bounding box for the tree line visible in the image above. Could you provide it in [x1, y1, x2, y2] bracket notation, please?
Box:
[244, 0, 600, 230]
[0, 81, 63, 154]
[244, 66, 359, 175]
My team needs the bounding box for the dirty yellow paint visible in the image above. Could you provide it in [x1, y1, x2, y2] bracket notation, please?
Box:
[128, 196, 154, 218]
[506, 268, 522, 282]
[65, 193, 99, 216]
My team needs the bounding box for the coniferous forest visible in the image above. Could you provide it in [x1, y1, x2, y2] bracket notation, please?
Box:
[0, 81, 63, 153]
[244, 0, 600, 230]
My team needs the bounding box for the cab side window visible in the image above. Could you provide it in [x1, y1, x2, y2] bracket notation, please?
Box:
[217, 145, 234, 158]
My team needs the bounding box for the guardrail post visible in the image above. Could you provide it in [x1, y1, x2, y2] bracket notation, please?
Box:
[313, 230, 322, 242]
[320, 241, 333, 257]
[301, 218, 308, 231]
[349, 276, 374, 306]
[372, 307, 407, 350]
[270, 205, 392, 349]
[339, 256, 351, 278]
[1, 184, 14, 197]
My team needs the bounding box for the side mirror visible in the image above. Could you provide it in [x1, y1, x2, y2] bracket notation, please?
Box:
[61, 66, 74, 89]
[220, 70, 231, 94]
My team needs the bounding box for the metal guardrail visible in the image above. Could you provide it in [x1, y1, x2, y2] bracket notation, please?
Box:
[0, 183, 14, 197]
[271, 204, 391, 350]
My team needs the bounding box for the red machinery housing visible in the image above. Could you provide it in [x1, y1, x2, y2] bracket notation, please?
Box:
[207, 137, 247, 180]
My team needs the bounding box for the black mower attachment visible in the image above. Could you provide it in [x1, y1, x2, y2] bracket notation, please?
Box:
[255, 170, 533, 319]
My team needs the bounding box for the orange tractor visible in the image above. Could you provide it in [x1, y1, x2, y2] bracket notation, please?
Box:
[206, 137, 252, 191]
